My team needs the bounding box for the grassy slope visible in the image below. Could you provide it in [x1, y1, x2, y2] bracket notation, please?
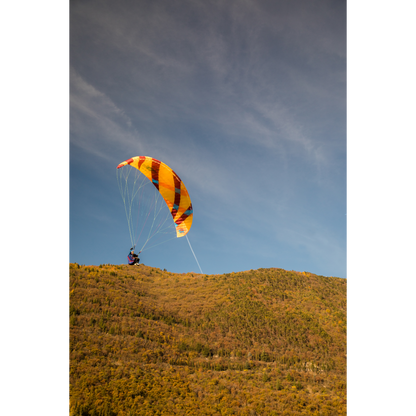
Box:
[70, 264, 346, 416]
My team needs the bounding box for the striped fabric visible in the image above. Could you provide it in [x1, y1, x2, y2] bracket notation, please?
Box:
[117, 156, 193, 237]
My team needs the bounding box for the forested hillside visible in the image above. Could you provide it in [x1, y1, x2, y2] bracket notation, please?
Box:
[70, 264, 346, 416]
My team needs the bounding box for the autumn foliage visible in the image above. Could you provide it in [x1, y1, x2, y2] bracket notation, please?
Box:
[70, 264, 346, 415]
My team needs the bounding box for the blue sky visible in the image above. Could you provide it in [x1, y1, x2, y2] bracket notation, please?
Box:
[70, 0, 346, 278]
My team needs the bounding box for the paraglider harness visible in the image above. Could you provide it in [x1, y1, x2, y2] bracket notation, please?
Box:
[128, 248, 140, 265]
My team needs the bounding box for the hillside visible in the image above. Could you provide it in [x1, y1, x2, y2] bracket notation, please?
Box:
[70, 264, 346, 416]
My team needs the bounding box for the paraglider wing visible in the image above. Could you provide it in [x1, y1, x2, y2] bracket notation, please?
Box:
[117, 156, 193, 237]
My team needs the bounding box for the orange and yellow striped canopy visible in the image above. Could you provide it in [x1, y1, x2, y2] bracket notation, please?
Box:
[117, 156, 193, 237]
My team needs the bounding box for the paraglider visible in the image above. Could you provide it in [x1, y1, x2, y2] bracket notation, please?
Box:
[116, 156, 194, 258]
[127, 248, 140, 266]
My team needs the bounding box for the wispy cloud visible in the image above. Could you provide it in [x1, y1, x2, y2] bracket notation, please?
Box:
[70, 68, 141, 161]
[71, 0, 344, 168]
[70, 0, 345, 209]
